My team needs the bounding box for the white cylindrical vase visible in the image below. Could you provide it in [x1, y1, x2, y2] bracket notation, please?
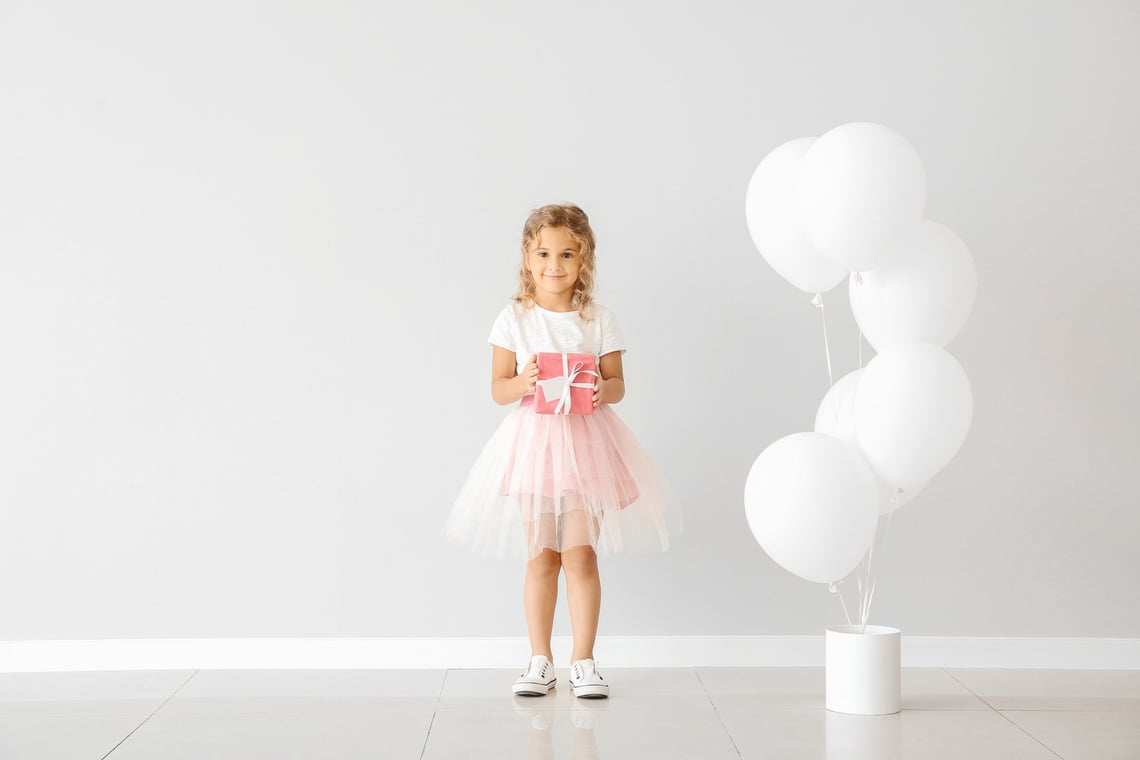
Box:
[825, 625, 901, 715]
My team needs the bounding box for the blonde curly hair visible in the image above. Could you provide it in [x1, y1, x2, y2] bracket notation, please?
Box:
[514, 203, 597, 320]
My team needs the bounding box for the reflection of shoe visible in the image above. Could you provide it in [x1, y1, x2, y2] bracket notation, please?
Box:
[513, 654, 557, 696]
[569, 659, 610, 699]
[570, 700, 603, 760]
[513, 697, 554, 730]
[571, 702, 598, 730]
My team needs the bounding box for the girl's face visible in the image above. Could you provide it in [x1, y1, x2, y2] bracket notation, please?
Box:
[527, 226, 581, 303]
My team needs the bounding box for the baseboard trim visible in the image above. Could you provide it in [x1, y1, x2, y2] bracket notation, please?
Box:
[3, 635, 1137, 672]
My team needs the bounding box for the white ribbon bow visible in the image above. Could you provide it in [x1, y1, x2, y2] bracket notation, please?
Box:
[536, 353, 599, 415]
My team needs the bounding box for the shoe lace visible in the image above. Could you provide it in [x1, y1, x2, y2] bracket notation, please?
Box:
[573, 659, 602, 681]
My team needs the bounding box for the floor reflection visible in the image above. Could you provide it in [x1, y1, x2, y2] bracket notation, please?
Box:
[825, 709, 901, 759]
[513, 695, 607, 760]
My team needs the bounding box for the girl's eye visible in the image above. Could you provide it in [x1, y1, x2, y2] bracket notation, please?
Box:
[536, 251, 547, 257]
[561, 252, 573, 259]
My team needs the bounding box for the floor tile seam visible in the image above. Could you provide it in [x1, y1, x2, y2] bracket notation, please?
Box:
[988, 705, 1070, 759]
[417, 712, 438, 760]
[998, 708, 1140, 714]
[903, 706, 1004, 712]
[987, 701, 1140, 710]
[146, 707, 442, 717]
[942, 668, 997, 712]
[994, 710, 1074, 760]
[694, 668, 744, 760]
[435, 670, 449, 708]
[660, 701, 1000, 712]
[940, 669, 1070, 759]
[940, 668, 1140, 712]
[146, 670, 203, 715]
[101, 669, 200, 759]
[419, 670, 449, 760]
[0, 711, 158, 719]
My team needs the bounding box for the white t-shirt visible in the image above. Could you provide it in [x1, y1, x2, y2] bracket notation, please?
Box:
[488, 301, 627, 376]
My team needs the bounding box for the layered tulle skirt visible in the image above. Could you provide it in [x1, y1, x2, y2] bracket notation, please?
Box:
[446, 396, 681, 559]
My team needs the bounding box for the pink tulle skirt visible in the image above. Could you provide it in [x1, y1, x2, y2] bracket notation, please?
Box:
[446, 396, 682, 559]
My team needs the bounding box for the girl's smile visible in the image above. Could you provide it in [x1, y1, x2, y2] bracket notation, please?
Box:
[527, 226, 581, 309]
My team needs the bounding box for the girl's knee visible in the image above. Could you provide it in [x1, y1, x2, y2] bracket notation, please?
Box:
[528, 549, 562, 575]
[560, 546, 598, 576]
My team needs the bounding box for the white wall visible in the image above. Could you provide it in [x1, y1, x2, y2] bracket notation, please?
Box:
[0, 0, 1137, 644]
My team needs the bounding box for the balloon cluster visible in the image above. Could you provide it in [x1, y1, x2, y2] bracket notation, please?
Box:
[743, 123, 976, 588]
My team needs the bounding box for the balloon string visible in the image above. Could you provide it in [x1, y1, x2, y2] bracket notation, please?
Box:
[854, 273, 865, 369]
[860, 521, 877, 632]
[812, 293, 834, 388]
[883, 495, 897, 546]
[860, 495, 899, 632]
[829, 581, 853, 626]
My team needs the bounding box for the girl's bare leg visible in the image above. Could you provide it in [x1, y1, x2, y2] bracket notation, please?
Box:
[524, 548, 561, 659]
[562, 542, 601, 662]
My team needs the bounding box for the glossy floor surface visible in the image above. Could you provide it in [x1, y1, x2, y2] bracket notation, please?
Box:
[0, 667, 1137, 759]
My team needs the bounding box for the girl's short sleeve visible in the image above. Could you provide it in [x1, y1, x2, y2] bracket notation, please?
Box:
[600, 307, 627, 356]
[487, 305, 516, 351]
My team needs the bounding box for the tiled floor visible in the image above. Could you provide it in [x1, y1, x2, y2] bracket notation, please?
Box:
[0, 667, 1137, 759]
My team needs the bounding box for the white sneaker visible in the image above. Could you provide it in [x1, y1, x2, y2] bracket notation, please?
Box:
[569, 658, 610, 699]
[513, 654, 557, 696]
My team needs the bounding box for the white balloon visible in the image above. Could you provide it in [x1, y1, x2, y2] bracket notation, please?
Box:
[814, 368, 925, 514]
[797, 122, 927, 272]
[814, 369, 863, 443]
[854, 343, 973, 490]
[850, 220, 978, 352]
[745, 138, 848, 293]
[744, 432, 879, 584]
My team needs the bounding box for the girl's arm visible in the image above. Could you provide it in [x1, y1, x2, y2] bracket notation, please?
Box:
[491, 345, 537, 405]
[593, 350, 626, 407]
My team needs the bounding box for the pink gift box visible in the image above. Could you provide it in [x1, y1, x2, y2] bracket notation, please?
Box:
[534, 352, 599, 415]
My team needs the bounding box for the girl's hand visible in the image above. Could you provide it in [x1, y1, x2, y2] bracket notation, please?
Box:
[593, 352, 625, 408]
[519, 354, 539, 395]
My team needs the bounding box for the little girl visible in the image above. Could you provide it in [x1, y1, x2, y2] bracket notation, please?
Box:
[446, 203, 681, 699]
